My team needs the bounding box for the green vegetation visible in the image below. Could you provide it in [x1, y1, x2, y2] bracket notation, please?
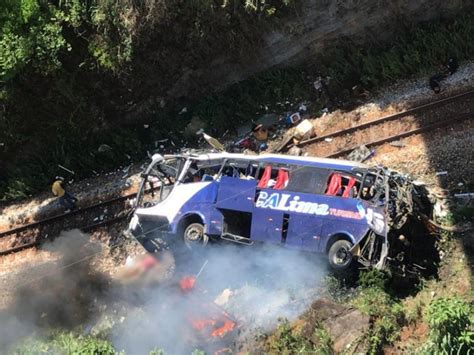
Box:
[352, 270, 404, 354]
[1, 5, 474, 200]
[12, 331, 120, 354]
[423, 296, 474, 354]
[268, 319, 332, 354]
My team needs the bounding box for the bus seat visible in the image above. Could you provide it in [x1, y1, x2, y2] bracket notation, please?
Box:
[326, 173, 342, 196]
[343, 176, 356, 198]
[257, 166, 272, 189]
[274, 169, 289, 190]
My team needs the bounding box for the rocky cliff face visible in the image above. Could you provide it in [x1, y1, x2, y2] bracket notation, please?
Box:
[166, 0, 470, 99]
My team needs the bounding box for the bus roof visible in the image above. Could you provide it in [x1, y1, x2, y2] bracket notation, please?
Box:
[163, 152, 370, 172]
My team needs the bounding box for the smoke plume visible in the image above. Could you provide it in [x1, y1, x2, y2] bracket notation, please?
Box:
[112, 241, 328, 354]
[0, 230, 109, 350]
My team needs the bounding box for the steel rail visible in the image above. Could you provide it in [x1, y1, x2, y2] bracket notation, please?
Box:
[0, 191, 136, 238]
[325, 113, 472, 158]
[0, 214, 129, 257]
[1, 91, 473, 252]
[298, 89, 474, 147]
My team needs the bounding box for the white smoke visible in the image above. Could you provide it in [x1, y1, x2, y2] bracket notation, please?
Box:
[112, 242, 328, 354]
[0, 230, 330, 354]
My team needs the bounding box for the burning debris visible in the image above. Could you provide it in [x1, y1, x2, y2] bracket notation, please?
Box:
[111, 243, 324, 354]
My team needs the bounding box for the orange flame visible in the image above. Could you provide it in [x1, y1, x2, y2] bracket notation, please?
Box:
[179, 276, 196, 292]
[211, 319, 236, 338]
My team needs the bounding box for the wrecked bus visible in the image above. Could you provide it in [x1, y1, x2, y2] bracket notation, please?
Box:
[127, 152, 429, 271]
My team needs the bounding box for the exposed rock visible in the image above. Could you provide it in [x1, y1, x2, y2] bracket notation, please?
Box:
[304, 298, 370, 354]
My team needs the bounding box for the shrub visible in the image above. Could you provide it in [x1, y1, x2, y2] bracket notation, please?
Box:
[358, 269, 390, 290]
[353, 270, 405, 354]
[269, 319, 324, 354]
[424, 297, 474, 354]
[13, 331, 120, 354]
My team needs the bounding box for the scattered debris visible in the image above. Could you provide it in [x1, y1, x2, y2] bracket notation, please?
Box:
[287, 146, 302, 156]
[454, 192, 474, 202]
[57, 164, 75, 175]
[122, 164, 132, 178]
[294, 119, 314, 141]
[214, 289, 233, 306]
[197, 130, 225, 151]
[347, 145, 374, 162]
[283, 112, 302, 126]
[252, 123, 269, 142]
[389, 140, 405, 148]
[98, 144, 112, 153]
[274, 135, 294, 153]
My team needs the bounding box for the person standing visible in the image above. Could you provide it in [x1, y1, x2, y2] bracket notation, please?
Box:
[445, 57, 458, 75]
[429, 74, 445, 94]
[52, 177, 77, 212]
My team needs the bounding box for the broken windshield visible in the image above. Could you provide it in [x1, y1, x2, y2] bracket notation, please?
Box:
[135, 157, 184, 208]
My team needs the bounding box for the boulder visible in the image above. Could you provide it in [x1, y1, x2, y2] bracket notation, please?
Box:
[305, 298, 370, 353]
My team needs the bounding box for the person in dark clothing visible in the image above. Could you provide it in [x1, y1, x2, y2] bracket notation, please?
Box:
[429, 74, 446, 94]
[445, 57, 459, 75]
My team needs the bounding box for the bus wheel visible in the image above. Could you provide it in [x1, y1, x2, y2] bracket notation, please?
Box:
[328, 240, 353, 270]
[183, 223, 209, 249]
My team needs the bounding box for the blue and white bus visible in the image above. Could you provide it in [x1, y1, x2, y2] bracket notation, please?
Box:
[127, 152, 391, 270]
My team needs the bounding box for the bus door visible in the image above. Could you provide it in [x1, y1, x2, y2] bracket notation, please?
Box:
[215, 166, 257, 240]
[215, 175, 255, 212]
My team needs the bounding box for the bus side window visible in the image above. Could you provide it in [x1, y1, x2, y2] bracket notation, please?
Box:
[325, 173, 360, 198]
[257, 166, 289, 189]
[361, 174, 376, 200]
[326, 173, 342, 196]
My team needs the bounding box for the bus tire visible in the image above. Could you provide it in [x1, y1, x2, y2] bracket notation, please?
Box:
[183, 222, 209, 250]
[328, 240, 353, 270]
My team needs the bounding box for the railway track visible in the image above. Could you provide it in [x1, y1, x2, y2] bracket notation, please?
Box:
[1, 89, 473, 256]
[298, 89, 474, 158]
[0, 192, 136, 257]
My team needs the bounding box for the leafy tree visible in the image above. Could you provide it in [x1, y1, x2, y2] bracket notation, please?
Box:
[0, 0, 69, 81]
